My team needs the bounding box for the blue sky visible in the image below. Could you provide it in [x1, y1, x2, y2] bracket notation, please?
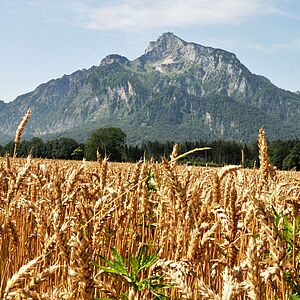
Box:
[1, 0, 300, 102]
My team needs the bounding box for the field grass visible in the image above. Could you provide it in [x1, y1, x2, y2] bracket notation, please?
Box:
[0, 129, 299, 299]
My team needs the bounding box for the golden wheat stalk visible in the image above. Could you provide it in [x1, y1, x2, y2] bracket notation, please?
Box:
[3, 255, 42, 298]
[13, 109, 32, 159]
[0, 127, 298, 299]
[169, 147, 211, 164]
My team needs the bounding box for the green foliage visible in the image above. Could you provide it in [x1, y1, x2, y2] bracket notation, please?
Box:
[2, 137, 81, 160]
[85, 127, 126, 161]
[30, 137, 46, 158]
[1, 131, 299, 169]
[4, 141, 14, 157]
[16, 140, 31, 157]
[284, 270, 300, 299]
[71, 145, 84, 160]
[273, 208, 300, 297]
[267, 140, 300, 170]
[94, 245, 171, 299]
[282, 143, 300, 170]
[145, 170, 157, 195]
[45, 137, 79, 160]
[0, 144, 4, 156]
[273, 210, 300, 255]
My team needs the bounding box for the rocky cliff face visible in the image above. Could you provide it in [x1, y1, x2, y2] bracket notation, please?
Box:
[139, 33, 300, 118]
[1, 32, 300, 144]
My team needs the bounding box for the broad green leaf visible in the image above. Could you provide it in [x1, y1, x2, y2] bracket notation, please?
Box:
[98, 255, 128, 276]
[111, 247, 129, 276]
[138, 247, 160, 272]
[95, 265, 126, 276]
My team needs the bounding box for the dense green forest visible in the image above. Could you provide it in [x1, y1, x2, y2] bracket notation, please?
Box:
[0, 128, 299, 170]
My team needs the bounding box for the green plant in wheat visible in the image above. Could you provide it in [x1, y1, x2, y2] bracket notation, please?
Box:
[145, 170, 157, 195]
[94, 244, 172, 299]
[273, 208, 300, 298]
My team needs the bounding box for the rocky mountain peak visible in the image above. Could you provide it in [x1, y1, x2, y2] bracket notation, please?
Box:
[144, 32, 186, 54]
[141, 32, 204, 71]
[100, 54, 129, 67]
[141, 32, 238, 74]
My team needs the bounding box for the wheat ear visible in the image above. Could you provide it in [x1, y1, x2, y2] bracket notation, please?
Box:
[13, 109, 32, 159]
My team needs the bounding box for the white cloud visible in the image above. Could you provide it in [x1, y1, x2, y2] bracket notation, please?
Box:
[272, 38, 300, 50]
[194, 35, 300, 55]
[58, 0, 279, 30]
[241, 38, 300, 53]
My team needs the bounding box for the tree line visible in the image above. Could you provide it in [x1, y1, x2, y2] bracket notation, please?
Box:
[0, 127, 299, 170]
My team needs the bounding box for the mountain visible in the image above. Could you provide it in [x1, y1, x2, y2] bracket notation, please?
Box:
[1, 32, 300, 144]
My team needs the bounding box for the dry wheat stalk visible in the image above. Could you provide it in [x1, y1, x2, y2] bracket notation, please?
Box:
[13, 109, 32, 159]
[3, 255, 43, 298]
[0, 128, 299, 299]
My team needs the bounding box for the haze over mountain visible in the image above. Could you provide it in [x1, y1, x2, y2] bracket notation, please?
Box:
[1, 32, 300, 144]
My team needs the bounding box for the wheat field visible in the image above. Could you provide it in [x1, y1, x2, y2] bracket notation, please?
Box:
[0, 128, 300, 299]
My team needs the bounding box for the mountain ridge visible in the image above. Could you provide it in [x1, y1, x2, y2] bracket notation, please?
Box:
[1, 32, 300, 144]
